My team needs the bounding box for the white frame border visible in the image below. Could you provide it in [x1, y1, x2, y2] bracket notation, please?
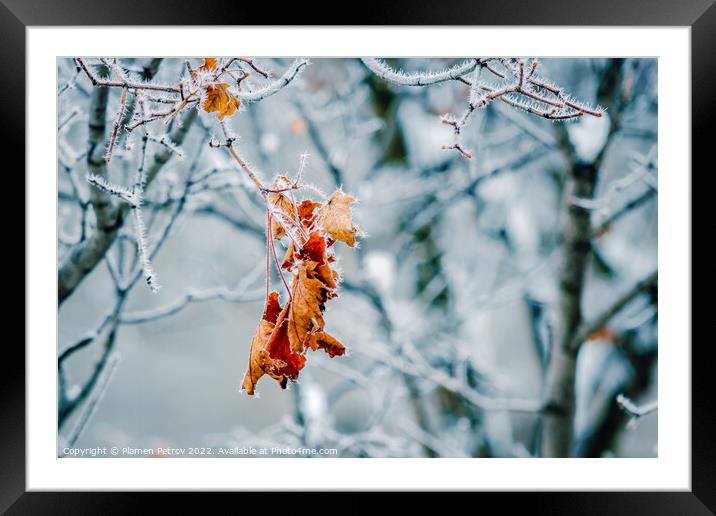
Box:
[28, 26, 690, 490]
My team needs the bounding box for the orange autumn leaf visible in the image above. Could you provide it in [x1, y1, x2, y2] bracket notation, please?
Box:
[242, 179, 360, 395]
[315, 263, 339, 291]
[242, 291, 313, 395]
[316, 190, 363, 247]
[202, 83, 240, 121]
[241, 323, 277, 395]
[287, 261, 331, 353]
[243, 271, 344, 394]
[266, 301, 307, 384]
[262, 290, 283, 323]
[281, 233, 340, 290]
[280, 203, 324, 269]
[302, 231, 329, 265]
[307, 331, 345, 358]
[298, 232, 339, 289]
[241, 292, 283, 395]
[297, 199, 322, 226]
[281, 241, 298, 270]
[197, 57, 217, 73]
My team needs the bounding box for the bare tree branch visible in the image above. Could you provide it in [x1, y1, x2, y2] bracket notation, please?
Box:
[572, 271, 658, 349]
[64, 352, 121, 448]
[592, 188, 657, 238]
[58, 109, 197, 304]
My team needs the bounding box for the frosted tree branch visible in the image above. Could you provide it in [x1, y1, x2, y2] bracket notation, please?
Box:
[361, 57, 481, 86]
[58, 109, 197, 303]
[234, 58, 309, 102]
[86, 173, 137, 206]
[365, 57, 604, 159]
[64, 352, 121, 449]
[616, 394, 657, 429]
[76, 57, 180, 93]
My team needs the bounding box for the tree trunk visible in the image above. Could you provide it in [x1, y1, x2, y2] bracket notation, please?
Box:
[541, 162, 598, 457]
[540, 59, 625, 457]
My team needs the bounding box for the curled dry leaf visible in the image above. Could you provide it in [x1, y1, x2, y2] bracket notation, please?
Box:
[242, 188, 360, 395]
[282, 234, 339, 289]
[297, 199, 322, 226]
[307, 331, 345, 358]
[287, 261, 330, 353]
[241, 292, 282, 395]
[316, 190, 364, 247]
[242, 291, 310, 394]
[241, 322, 275, 395]
[202, 84, 241, 121]
[267, 177, 298, 239]
[266, 302, 307, 384]
[192, 58, 241, 121]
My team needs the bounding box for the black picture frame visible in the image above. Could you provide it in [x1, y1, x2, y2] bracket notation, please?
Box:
[5, 0, 710, 512]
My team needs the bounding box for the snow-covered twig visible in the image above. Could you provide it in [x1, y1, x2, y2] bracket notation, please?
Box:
[86, 173, 137, 206]
[76, 57, 180, 94]
[361, 57, 480, 86]
[616, 394, 657, 429]
[235, 58, 309, 103]
[64, 353, 121, 448]
[147, 133, 184, 158]
[121, 258, 264, 324]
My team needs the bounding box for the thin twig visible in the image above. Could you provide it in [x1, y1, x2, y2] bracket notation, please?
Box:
[572, 270, 658, 349]
[65, 353, 121, 448]
[616, 394, 657, 428]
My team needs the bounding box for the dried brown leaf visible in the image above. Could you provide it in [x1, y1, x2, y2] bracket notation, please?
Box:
[307, 331, 346, 358]
[287, 261, 330, 353]
[202, 83, 240, 121]
[316, 190, 362, 247]
[241, 292, 282, 395]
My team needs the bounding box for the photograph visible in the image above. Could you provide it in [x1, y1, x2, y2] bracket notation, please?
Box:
[56, 56, 658, 459]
